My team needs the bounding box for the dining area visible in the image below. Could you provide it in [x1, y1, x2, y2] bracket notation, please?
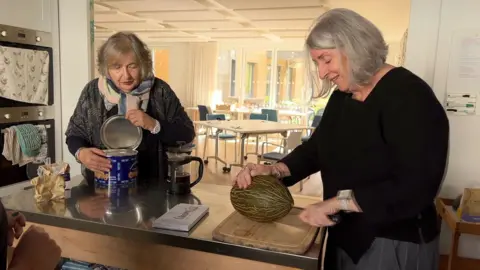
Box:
[190, 105, 321, 177]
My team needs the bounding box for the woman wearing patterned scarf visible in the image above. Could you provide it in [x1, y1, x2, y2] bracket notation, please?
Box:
[65, 32, 195, 186]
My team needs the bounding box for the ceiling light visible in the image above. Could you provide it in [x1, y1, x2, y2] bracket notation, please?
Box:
[261, 33, 282, 42]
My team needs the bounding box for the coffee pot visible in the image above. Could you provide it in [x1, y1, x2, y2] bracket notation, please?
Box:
[166, 143, 204, 195]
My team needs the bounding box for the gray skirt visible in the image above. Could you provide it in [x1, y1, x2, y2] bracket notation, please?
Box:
[323, 237, 440, 270]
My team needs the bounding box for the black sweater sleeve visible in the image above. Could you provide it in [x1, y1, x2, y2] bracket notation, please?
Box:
[353, 79, 449, 225]
[278, 127, 322, 186]
[156, 82, 195, 146]
[279, 91, 342, 186]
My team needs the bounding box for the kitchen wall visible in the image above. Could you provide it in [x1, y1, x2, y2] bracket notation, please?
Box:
[0, 0, 64, 170]
[57, 0, 92, 176]
[0, 0, 52, 32]
[405, 0, 480, 259]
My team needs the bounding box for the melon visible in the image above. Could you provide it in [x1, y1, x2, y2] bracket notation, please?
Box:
[230, 175, 294, 222]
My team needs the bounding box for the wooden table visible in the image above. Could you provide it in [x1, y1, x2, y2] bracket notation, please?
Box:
[186, 107, 311, 125]
[435, 198, 480, 270]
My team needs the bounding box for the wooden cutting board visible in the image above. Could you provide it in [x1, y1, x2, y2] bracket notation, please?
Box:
[212, 207, 322, 255]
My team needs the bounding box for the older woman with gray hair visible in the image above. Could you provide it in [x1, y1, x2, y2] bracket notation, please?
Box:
[65, 32, 195, 185]
[234, 8, 448, 270]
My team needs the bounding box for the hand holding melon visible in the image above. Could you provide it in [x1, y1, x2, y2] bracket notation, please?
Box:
[230, 174, 294, 223]
[234, 163, 291, 189]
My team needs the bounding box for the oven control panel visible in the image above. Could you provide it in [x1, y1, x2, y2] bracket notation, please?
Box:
[0, 24, 51, 47]
[0, 106, 54, 124]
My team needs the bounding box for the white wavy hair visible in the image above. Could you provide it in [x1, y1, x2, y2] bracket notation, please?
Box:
[305, 8, 389, 98]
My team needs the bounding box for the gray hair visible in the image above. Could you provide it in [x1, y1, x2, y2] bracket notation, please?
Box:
[97, 31, 153, 80]
[305, 8, 388, 98]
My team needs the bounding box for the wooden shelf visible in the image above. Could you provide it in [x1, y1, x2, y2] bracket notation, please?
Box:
[436, 197, 480, 270]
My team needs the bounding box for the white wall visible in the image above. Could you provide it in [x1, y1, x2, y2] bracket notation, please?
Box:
[58, 0, 92, 176]
[406, 0, 480, 259]
[0, 0, 51, 32]
[386, 41, 401, 66]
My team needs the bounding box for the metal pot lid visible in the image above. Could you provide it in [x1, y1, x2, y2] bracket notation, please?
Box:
[100, 115, 142, 150]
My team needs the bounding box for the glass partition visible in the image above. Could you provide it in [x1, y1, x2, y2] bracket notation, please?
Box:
[217, 49, 237, 104]
[275, 50, 305, 109]
[243, 50, 273, 108]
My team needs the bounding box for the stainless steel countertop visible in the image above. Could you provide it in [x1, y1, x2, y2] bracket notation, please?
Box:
[1, 175, 324, 269]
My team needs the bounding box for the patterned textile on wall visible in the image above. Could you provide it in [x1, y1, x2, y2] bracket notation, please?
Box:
[0, 46, 49, 105]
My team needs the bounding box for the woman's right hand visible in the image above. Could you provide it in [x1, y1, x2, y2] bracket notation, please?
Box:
[78, 148, 111, 173]
[9, 225, 61, 270]
[234, 163, 276, 189]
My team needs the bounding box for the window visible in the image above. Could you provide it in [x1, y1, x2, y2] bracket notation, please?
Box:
[276, 66, 281, 103]
[266, 65, 271, 96]
[287, 67, 294, 100]
[230, 59, 236, 97]
[217, 49, 236, 99]
[245, 62, 255, 98]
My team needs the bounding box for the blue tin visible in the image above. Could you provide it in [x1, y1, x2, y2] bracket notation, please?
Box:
[94, 149, 138, 199]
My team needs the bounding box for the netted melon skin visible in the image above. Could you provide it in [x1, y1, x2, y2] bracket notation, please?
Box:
[230, 175, 294, 222]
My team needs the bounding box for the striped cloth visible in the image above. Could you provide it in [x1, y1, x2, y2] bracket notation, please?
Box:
[2, 124, 48, 166]
[13, 124, 41, 157]
[97, 76, 153, 115]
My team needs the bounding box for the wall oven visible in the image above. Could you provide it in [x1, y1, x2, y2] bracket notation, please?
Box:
[0, 24, 55, 188]
[0, 107, 55, 187]
[0, 24, 53, 107]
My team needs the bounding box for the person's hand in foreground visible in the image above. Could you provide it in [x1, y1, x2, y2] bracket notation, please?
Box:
[9, 225, 61, 270]
[6, 211, 26, 246]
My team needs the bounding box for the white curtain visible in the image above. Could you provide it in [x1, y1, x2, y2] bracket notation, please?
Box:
[185, 42, 219, 108]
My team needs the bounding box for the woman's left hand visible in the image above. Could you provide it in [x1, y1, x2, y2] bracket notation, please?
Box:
[126, 109, 156, 131]
[299, 198, 340, 227]
[7, 211, 26, 246]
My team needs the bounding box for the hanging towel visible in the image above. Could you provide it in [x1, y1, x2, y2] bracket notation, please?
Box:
[2, 124, 48, 166]
[0, 46, 50, 105]
[13, 124, 41, 157]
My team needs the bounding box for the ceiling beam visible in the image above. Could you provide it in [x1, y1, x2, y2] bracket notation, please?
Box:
[191, 0, 283, 42]
[93, 1, 211, 41]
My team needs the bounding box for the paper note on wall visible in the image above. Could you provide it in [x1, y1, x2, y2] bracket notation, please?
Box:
[445, 30, 480, 116]
[445, 92, 477, 115]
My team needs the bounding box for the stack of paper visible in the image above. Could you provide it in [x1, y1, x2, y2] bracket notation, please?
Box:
[153, 203, 209, 232]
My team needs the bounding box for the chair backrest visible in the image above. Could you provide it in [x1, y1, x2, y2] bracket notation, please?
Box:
[316, 108, 325, 116]
[286, 131, 303, 151]
[249, 113, 268, 120]
[198, 105, 211, 121]
[261, 109, 278, 122]
[206, 113, 226, 121]
[311, 115, 322, 128]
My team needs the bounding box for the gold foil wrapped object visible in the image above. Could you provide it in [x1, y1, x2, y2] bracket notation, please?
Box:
[31, 162, 70, 203]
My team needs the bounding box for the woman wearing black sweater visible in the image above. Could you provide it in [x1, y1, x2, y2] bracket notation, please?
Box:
[234, 8, 448, 270]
